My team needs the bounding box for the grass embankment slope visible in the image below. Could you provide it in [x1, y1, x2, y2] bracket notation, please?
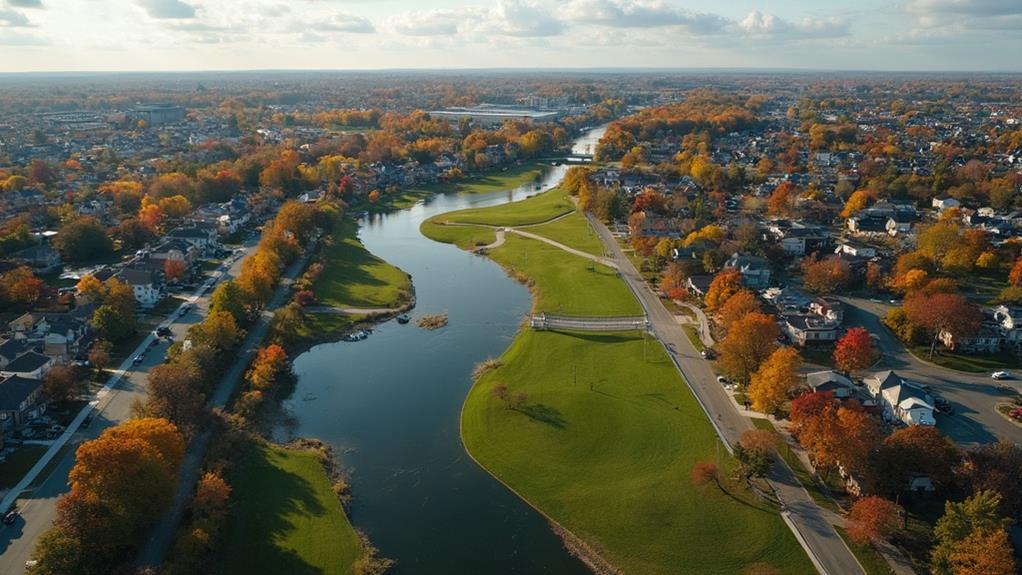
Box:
[379, 161, 548, 211]
[424, 187, 814, 574]
[314, 217, 411, 310]
[219, 444, 363, 575]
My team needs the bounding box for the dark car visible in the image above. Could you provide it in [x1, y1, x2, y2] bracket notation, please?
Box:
[3, 508, 18, 525]
[156, 326, 173, 337]
[935, 397, 954, 415]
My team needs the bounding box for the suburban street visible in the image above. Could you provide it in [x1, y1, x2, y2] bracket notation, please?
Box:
[0, 240, 256, 575]
[589, 215, 864, 575]
[840, 296, 1022, 445]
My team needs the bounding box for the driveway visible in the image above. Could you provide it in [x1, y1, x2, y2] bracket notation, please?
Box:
[840, 296, 1022, 445]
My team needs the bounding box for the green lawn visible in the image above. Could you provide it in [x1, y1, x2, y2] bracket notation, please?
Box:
[0, 445, 47, 489]
[218, 444, 364, 575]
[487, 234, 640, 316]
[370, 162, 548, 212]
[524, 214, 605, 257]
[427, 185, 575, 228]
[908, 346, 1019, 373]
[750, 418, 842, 514]
[290, 312, 366, 343]
[683, 324, 706, 352]
[314, 217, 412, 309]
[835, 527, 896, 575]
[464, 329, 814, 575]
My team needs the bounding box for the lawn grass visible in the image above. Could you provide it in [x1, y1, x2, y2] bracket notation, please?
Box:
[418, 222, 498, 250]
[487, 234, 640, 316]
[427, 185, 574, 228]
[524, 214, 605, 257]
[218, 443, 363, 575]
[0, 444, 47, 489]
[314, 217, 412, 310]
[835, 527, 895, 575]
[463, 329, 814, 575]
[683, 324, 706, 352]
[290, 312, 367, 343]
[370, 162, 549, 212]
[750, 418, 843, 515]
[908, 346, 1019, 373]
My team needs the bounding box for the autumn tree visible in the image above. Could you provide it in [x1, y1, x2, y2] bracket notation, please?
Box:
[801, 255, 852, 294]
[146, 363, 206, 434]
[91, 278, 136, 342]
[904, 292, 982, 357]
[704, 268, 743, 311]
[734, 429, 775, 479]
[960, 442, 1022, 522]
[840, 190, 873, 218]
[246, 344, 289, 392]
[719, 289, 760, 330]
[659, 262, 689, 300]
[188, 311, 243, 352]
[75, 274, 106, 303]
[833, 327, 874, 374]
[53, 217, 112, 262]
[931, 490, 1013, 575]
[748, 346, 799, 414]
[947, 527, 1016, 575]
[158, 194, 192, 218]
[767, 182, 797, 217]
[1010, 258, 1022, 287]
[691, 461, 720, 487]
[164, 258, 187, 283]
[43, 365, 81, 403]
[719, 312, 779, 385]
[87, 340, 112, 374]
[209, 280, 248, 324]
[847, 497, 902, 545]
[0, 266, 46, 306]
[870, 425, 960, 497]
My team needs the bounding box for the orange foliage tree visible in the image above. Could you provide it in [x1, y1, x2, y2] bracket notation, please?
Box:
[718, 312, 779, 385]
[718, 289, 760, 330]
[847, 497, 902, 545]
[748, 346, 800, 414]
[704, 268, 743, 311]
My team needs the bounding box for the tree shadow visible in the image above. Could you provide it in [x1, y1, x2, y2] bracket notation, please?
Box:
[218, 445, 333, 575]
[552, 331, 637, 345]
[516, 404, 567, 430]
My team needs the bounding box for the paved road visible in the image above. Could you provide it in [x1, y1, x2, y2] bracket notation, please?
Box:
[840, 296, 1022, 445]
[588, 215, 863, 575]
[137, 238, 316, 567]
[0, 242, 256, 574]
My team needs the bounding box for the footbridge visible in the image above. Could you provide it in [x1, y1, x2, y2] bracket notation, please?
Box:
[530, 313, 650, 332]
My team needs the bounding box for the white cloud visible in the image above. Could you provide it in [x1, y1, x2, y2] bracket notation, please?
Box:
[738, 11, 850, 39]
[562, 0, 726, 34]
[391, 8, 464, 36]
[907, 0, 1022, 16]
[0, 29, 44, 43]
[392, 1, 561, 38]
[906, 0, 1022, 30]
[137, 0, 196, 19]
[0, 7, 31, 26]
[312, 12, 375, 33]
[8, 0, 43, 8]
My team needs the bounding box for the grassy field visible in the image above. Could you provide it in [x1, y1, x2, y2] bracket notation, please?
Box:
[524, 214, 605, 257]
[218, 444, 364, 575]
[372, 162, 549, 211]
[487, 234, 639, 316]
[429, 185, 574, 227]
[0, 445, 47, 489]
[426, 188, 812, 574]
[464, 329, 814, 574]
[835, 527, 895, 575]
[314, 217, 412, 310]
[908, 346, 1018, 373]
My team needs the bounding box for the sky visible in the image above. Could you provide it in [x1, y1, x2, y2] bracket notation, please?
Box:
[0, 0, 1020, 72]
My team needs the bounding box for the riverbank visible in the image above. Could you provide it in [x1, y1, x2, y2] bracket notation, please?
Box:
[422, 189, 814, 574]
[374, 161, 550, 211]
[217, 442, 367, 575]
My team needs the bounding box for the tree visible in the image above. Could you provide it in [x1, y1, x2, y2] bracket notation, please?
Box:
[833, 327, 874, 374]
[801, 255, 852, 294]
[164, 259, 187, 283]
[192, 471, 231, 522]
[158, 194, 192, 218]
[91, 305, 133, 342]
[1010, 258, 1022, 287]
[493, 383, 510, 408]
[87, 340, 112, 374]
[146, 363, 205, 434]
[904, 292, 983, 357]
[691, 461, 720, 487]
[734, 430, 775, 479]
[847, 497, 902, 545]
[767, 182, 797, 217]
[789, 391, 834, 438]
[188, 311, 242, 352]
[960, 442, 1022, 522]
[43, 365, 81, 403]
[704, 268, 743, 311]
[659, 262, 689, 300]
[209, 280, 247, 324]
[872, 425, 960, 497]
[748, 346, 800, 414]
[719, 312, 779, 385]
[947, 528, 1016, 575]
[75, 275, 106, 303]
[931, 490, 1013, 575]
[246, 344, 289, 392]
[719, 289, 760, 330]
[91, 278, 136, 342]
[840, 190, 872, 218]
[53, 217, 112, 262]
[0, 266, 46, 306]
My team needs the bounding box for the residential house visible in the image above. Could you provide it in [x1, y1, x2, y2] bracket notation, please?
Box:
[939, 322, 1004, 355]
[805, 370, 856, 399]
[116, 267, 165, 308]
[886, 212, 916, 236]
[781, 314, 839, 346]
[686, 275, 714, 299]
[0, 351, 54, 380]
[835, 240, 877, 258]
[149, 239, 199, 268]
[865, 370, 936, 426]
[0, 375, 45, 433]
[932, 197, 961, 211]
[808, 298, 844, 323]
[770, 225, 830, 256]
[846, 213, 887, 235]
[11, 244, 61, 274]
[167, 224, 219, 255]
[725, 253, 772, 289]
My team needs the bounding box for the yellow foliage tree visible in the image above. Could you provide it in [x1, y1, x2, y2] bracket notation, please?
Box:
[749, 347, 800, 414]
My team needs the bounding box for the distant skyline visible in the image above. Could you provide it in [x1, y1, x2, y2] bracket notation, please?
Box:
[1, 0, 1020, 73]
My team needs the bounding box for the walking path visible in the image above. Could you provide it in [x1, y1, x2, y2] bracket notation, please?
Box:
[675, 300, 715, 347]
[440, 219, 618, 269]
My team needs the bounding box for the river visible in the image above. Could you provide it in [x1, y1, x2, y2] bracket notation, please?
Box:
[280, 127, 606, 574]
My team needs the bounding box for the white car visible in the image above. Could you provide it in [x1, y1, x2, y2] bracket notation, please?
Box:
[992, 371, 1013, 380]
[716, 375, 729, 386]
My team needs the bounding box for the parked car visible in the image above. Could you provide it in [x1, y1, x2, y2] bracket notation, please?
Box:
[132, 354, 145, 365]
[3, 507, 18, 525]
[934, 397, 954, 415]
[716, 375, 729, 386]
[992, 371, 1013, 380]
[701, 349, 716, 359]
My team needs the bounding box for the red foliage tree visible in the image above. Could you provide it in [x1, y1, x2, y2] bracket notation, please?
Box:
[847, 497, 902, 545]
[833, 327, 874, 373]
[904, 292, 983, 357]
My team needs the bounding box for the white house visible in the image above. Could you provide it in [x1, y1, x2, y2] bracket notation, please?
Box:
[116, 268, 165, 308]
[0, 351, 54, 380]
[865, 370, 936, 426]
[932, 197, 961, 211]
[725, 253, 772, 289]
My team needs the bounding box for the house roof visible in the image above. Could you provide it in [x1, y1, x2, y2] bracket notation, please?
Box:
[4, 351, 51, 373]
[117, 267, 157, 286]
[0, 338, 33, 362]
[0, 375, 42, 411]
[806, 370, 854, 390]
